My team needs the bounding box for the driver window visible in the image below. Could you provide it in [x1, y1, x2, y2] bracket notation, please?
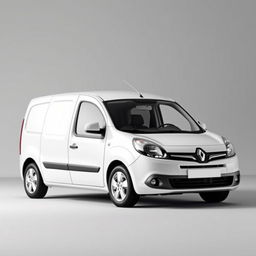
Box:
[159, 104, 191, 131]
[76, 102, 105, 137]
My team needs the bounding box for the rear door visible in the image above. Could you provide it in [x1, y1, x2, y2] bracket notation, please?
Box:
[41, 95, 78, 184]
[68, 96, 106, 187]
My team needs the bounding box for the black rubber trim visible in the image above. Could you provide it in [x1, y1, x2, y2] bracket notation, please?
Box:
[43, 162, 68, 170]
[43, 162, 100, 173]
[180, 164, 225, 169]
[68, 164, 100, 173]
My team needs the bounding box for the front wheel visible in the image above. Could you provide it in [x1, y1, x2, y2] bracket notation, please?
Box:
[108, 165, 139, 207]
[24, 163, 48, 198]
[199, 191, 229, 203]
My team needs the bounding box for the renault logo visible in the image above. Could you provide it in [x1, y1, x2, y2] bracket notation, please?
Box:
[196, 148, 206, 162]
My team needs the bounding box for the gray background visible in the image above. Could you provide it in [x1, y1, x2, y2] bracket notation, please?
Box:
[0, 0, 255, 177]
[1, 2, 256, 256]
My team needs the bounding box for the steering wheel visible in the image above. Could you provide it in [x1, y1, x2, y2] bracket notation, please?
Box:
[158, 123, 181, 131]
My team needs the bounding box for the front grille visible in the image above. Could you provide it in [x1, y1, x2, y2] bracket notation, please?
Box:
[167, 151, 227, 163]
[169, 176, 233, 189]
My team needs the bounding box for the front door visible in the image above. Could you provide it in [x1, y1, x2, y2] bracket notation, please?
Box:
[68, 97, 106, 187]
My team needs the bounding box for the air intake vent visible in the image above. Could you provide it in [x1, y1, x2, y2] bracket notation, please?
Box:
[169, 176, 233, 189]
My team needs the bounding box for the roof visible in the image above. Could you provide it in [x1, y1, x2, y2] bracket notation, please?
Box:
[81, 90, 174, 101]
[30, 90, 175, 103]
[73, 90, 173, 101]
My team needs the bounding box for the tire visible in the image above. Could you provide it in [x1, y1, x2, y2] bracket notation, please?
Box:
[199, 191, 229, 203]
[108, 165, 139, 207]
[24, 163, 48, 198]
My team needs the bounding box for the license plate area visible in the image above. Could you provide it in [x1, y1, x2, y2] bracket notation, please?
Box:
[187, 168, 221, 179]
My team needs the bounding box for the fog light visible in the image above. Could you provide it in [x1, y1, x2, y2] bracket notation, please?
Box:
[234, 174, 240, 183]
[146, 177, 164, 188]
[151, 178, 158, 186]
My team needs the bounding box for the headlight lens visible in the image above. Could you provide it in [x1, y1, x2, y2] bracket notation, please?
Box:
[133, 138, 167, 158]
[222, 137, 236, 157]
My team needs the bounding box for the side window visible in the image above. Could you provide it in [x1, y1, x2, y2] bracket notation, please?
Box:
[76, 102, 105, 137]
[26, 103, 49, 133]
[44, 101, 74, 136]
[159, 104, 191, 131]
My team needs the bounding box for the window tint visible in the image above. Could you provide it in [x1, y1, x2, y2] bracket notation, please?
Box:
[26, 103, 49, 133]
[76, 102, 105, 137]
[159, 104, 192, 131]
[44, 101, 73, 136]
[104, 100, 202, 133]
[130, 107, 151, 128]
[104, 100, 158, 131]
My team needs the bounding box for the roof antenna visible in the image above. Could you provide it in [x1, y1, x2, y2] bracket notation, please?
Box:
[123, 80, 144, 98]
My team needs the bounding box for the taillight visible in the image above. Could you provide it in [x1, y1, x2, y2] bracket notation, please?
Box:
[19, 119, 24, 155]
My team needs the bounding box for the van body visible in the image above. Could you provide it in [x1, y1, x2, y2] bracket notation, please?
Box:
[20, 91, 240, 207]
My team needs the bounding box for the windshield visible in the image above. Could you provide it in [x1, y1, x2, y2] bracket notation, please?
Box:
[104, 99, 203, 134]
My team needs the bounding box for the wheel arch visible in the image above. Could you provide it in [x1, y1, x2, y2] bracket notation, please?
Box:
[106, 160, 127, 186]
[22, 158, 40, 178]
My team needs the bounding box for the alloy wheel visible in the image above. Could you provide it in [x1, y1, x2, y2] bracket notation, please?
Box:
[25, 168, 38, 194]
[111, 171, 128, 202]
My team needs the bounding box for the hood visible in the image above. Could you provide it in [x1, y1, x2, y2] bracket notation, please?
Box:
[136, 131, 225, 152]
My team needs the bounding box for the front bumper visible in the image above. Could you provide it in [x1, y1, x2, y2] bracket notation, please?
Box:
[145, 171, 240, 190]
[128, 154, 240, 195]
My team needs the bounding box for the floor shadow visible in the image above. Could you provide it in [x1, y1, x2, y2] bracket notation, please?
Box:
[46, 193, 110, 204]
[45, 188, 256, 209]
[139, 188, 256, 209]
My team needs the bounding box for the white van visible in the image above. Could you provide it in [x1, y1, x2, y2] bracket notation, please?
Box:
[20, 91, 240, 207]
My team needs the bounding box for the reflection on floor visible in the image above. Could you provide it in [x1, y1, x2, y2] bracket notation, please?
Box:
[0, 175, 255, 256]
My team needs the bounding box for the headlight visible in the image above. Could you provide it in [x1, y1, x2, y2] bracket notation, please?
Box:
[222, 136, 236, 157]
[133, 138, 167, 159]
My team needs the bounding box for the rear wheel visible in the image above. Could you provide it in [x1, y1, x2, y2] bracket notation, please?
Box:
[108, 165, 139, 207]
[24, 163, 48, 198]
[199, 191, 229, 203]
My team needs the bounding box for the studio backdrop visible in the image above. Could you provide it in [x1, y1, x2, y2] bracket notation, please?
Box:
[0, 0, 255, 177]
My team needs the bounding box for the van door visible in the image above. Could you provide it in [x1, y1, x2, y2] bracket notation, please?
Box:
[41, 95, 78, 184]
[68, 96, 106, 187]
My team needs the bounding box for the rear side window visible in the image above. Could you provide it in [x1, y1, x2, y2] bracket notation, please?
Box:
[76, 102, 105, 137]
[44, 101, 73, 136]
[26, 103, 49, 133]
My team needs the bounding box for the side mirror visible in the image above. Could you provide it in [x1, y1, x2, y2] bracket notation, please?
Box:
[198, 121, 207, 130]
[85, 122, 105, 135]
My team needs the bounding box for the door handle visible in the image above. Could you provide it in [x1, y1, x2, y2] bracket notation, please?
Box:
[70, 143, 78, 149]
